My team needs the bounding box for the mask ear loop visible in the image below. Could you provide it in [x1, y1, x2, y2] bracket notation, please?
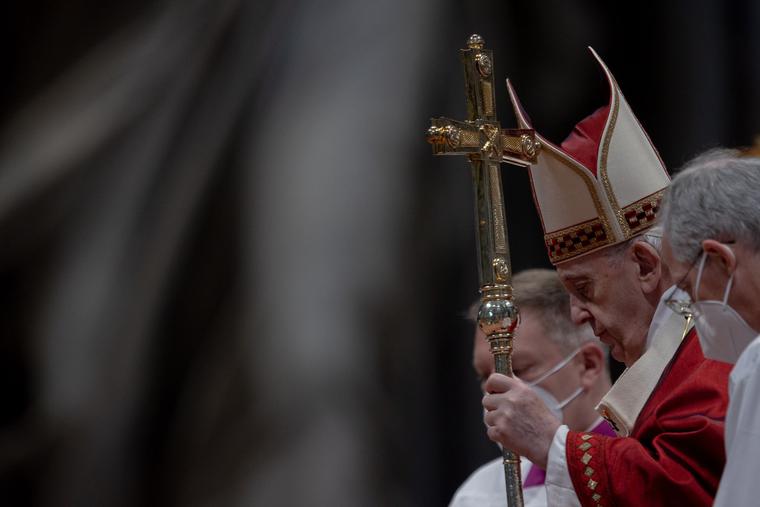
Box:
[557, 386, 584, 410]
[528, 347, 582, 387]
[694, 252, 708, 302]
[722, 272, 735, 305]
[718, 243, 737, 305]
[695, 249, 735, 305]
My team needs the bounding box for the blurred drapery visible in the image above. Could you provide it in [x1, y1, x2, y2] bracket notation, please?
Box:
[1, 1, 758, 506]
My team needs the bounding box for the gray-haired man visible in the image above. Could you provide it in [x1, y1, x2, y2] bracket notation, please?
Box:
[660, 149, 760, 507]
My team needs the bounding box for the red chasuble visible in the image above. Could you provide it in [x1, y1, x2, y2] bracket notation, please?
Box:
[566, 329, 731, 506]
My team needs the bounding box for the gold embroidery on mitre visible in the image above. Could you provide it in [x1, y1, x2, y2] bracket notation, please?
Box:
[534, 139, 615, 264]
[598, 85, 628, 235]
[585, 466, 595, 477]
[621, 190, 664, 236]
[597, 73, 667, 244]
[588, 478, 598, 490]
[581, 434, 593, 441]
[544, 218, 611, 264]
[592, 493, 602, 502]
[579, 442, 592, 451]
[581, 452, 593, 465]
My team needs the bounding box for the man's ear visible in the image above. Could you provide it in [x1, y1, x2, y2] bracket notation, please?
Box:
[702, 239, 737, 276]
[578, 342, 604, 390]
[630, 241, 661, 294]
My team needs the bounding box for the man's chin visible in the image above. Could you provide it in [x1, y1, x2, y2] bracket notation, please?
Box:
[604, 339, 625, 363]
[609, 347, 625, 363]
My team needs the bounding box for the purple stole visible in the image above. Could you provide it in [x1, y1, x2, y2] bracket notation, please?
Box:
[523, 419, 616, 488]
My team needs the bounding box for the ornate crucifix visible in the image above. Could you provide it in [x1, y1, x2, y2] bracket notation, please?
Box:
[426, 34, 541, 507]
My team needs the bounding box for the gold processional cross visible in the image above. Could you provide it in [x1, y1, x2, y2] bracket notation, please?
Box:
[426, 34, 541, 507]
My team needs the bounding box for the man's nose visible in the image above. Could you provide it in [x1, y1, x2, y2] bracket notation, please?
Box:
[569, 295, 591, 325]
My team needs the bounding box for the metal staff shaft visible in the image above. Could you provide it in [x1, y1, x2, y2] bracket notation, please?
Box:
[473, 157, 523, 507]
[427, 34, 541, 507]
[461, 34, 525, 507]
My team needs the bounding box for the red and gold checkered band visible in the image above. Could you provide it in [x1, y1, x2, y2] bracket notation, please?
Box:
[622, 191, 663, 236]
[545, 219, 611, 264]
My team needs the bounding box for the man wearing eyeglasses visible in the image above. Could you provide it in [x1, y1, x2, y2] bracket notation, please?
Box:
[660, 148, 760, 507]
[482, 52, 731, 506]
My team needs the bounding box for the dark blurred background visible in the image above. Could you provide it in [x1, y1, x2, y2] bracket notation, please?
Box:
[1, 0, 758, 505]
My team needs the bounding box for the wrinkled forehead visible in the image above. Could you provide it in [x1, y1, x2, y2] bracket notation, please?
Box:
[556, 253, 608, 283]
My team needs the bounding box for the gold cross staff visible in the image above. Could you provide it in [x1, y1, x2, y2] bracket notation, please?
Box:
[426, 34, 541, 507]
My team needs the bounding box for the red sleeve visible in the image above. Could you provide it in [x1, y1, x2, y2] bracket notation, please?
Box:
[566, 333, 731, 507]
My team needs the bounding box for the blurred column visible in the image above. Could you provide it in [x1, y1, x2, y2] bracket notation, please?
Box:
[243, 0, 438, 505]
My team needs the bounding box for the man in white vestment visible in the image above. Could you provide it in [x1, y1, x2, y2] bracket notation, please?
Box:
[660, 149, 760, 507]
[450, 269, 613, 507]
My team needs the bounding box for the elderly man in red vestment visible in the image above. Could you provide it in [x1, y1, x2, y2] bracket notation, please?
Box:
[482, 49, 731, 507]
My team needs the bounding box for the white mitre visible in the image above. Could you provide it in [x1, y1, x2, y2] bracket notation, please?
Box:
[507, 48, 669, 265]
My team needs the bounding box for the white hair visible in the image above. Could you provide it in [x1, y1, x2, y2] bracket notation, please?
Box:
[660, 149, 760, 263]
[601, 224, 663, 265]
[641, 225, 663, 252]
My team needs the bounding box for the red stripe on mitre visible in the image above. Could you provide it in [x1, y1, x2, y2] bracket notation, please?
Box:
[560, 105, 610, 177]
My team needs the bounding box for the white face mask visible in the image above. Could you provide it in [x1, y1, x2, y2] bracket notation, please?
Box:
[692, 251, 758, 364]
[481, 347, 583, 432]
[526, 348, 584, 422]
